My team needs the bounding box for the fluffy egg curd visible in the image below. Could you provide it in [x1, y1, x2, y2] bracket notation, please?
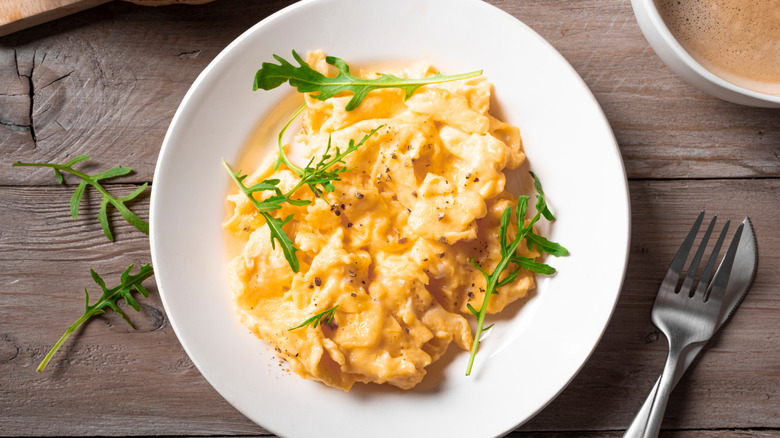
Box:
[224, 51, 540, 391]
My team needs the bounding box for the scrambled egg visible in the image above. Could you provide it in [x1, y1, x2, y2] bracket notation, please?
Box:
[224, 51, 537, 391]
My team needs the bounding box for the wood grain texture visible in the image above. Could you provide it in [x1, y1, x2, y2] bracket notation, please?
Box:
[520, 179, 780, 434]
[0, 180, 777, 436]
[0, 0, 296, 186]
[0, 0, 778, 437]
[0, 0, 778, 186]
[494, 0, 780, 179]
[506, 433, 780, 438]
[0, 0, 111, 37]
[0, 184, 264, 435]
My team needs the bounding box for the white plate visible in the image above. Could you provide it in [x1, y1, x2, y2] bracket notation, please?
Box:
[150, 0, 631, 436]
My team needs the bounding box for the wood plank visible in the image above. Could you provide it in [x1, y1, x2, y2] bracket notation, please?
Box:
[0, 184, 266, 435]
[0, 0, 216, 39]
[497, 0, 780, 179]
[520, 178, 780, 433]
[0, 0, 778, 186]
[0, 0, 295, 186]
[0, 179, 777, 435]
[506, 432, 780, 437]
[1, 0, 778, 436]
[0, 0, 111, 38]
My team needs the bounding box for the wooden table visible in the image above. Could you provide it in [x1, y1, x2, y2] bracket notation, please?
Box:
[1, 1, 778, 436]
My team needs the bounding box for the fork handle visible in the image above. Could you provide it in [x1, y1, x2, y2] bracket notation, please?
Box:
[641, 346, 683, 438]
[624, 343, 706, 437]
[624, 377, 660, 437]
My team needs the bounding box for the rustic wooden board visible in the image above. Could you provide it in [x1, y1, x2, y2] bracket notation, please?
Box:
[0, 0, 778, 436]
[0, 180, 777, 435]
[506, 433, 780, 437]
[0, 0, 778, 186]
[0, 0, 295, 187]
[0, 0, 111, 38]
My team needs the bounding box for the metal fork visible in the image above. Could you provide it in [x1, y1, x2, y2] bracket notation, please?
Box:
[624, 217, 756, 437]
[638, 211, 744, 438]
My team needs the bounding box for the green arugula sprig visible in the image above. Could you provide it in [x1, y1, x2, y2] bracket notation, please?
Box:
[223, 124, 382, 272]
[12, 155, 148, 241]
[240, 51, 481, 270]
[223, 161, 300, 272]
[524, 172, 568, 257]
[274, 106, 384, 199]
[254, 50, 483, 111]
[288, 305, 339, 331]
[465, 173, 568, 375]
[37, 263, 154, 372]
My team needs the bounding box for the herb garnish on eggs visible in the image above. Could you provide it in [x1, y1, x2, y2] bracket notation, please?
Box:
[227, 51, 568, 379]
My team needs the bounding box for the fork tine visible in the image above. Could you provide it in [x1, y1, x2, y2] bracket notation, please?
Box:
[680, 215, 717, 296]
[693, 219, 730, 299]
[704, 222, 744, 303]
[661, 211, 705, 291]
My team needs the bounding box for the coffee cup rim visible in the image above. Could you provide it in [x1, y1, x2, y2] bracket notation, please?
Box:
[634, 0, 780, 106]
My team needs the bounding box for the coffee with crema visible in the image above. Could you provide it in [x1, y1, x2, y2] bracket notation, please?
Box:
[655, 0, 780, 96]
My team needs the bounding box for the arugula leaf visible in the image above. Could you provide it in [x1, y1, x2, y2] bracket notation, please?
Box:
[223, 160, 301, 273]
[526, 233, 569, 257]
[530, 171, 555, 221]
[288, 305, 339, 331]
[525, 172, 568, 256]
[224, 117, 382, 273]
[13, 155, 148, 241]
[294, 126, 383, 198]
[465, 174, 567, 375]
[254, 50, 483, 111]
[37, 264, 154, 372]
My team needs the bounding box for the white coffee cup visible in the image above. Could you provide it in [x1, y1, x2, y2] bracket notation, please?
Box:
[631, 0, 780, 108]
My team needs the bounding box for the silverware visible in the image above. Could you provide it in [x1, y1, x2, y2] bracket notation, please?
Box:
[624, 216, 757, 437]
[626, 211, 746, 438]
